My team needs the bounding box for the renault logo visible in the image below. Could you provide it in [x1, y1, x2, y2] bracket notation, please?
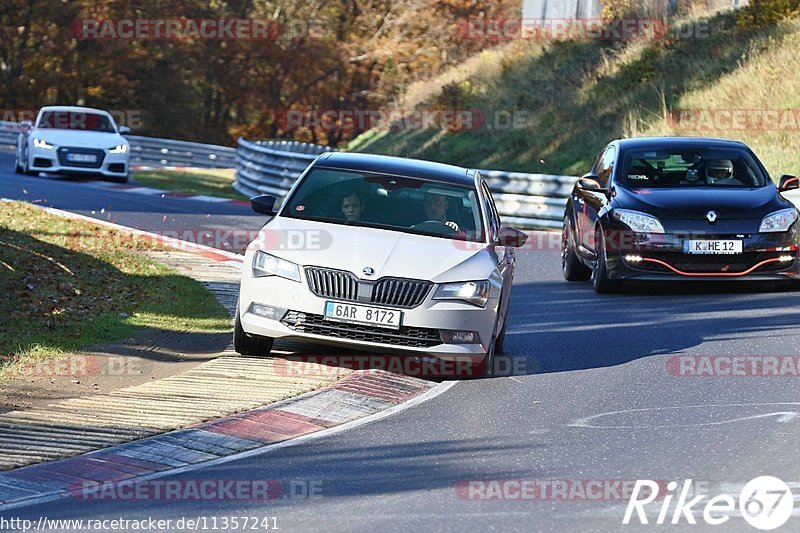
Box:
[706, 211, 718, 223]
[362, 267, 375, 276]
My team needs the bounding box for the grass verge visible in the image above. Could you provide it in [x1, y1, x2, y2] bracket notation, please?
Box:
[132, 168, 246, 201]
[0, 201, 231, 377]
[350, 13, 800, 180]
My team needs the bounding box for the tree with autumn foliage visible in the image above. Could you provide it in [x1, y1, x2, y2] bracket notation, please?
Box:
[0, 0, 517, 146]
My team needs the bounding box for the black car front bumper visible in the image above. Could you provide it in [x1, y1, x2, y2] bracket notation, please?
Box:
[601, 223, 800, 281]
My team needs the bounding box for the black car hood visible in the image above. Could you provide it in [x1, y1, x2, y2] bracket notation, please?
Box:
[614, 185, 785, 220]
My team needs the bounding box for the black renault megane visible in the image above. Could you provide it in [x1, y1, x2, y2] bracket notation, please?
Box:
[561, 137, 800, 293]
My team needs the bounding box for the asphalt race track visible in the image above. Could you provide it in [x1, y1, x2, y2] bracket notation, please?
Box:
[2, 152, 799, 531]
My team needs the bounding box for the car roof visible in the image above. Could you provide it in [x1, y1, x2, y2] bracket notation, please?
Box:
[38, 106, 112, 116]
[609, 136, 749, 151]
[314, 152, 476, 186]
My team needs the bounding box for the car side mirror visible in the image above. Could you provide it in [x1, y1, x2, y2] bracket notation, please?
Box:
[251, 195, 278, 216]
[496, 226, 528, 248]
[577, 174, 608, 193]
[779, 174, 799, 192]
[118, 125, 131, 134]
[18, 119, 32, 132]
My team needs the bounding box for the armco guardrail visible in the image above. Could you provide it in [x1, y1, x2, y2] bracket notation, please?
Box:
[234, 138, 332, 198]
[235, 137, 575, 230]
[0, 121, 17, 148]
[2, 119, 574, 229]
[126, 135, 235, 168]
[0, 120, 236, 169]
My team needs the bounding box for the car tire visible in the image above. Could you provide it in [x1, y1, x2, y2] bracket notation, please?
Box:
[14, 153, 23, 174]
[562, 216, 591, 282]
[592, 230, 622, 294]
[233, 308, 274, 356]
[473, 310, 503, 378]
[494, 317, 507, 355]
[22, 149, 38, 177]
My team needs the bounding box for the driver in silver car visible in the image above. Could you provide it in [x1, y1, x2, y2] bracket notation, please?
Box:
[423, 192, 461, 232]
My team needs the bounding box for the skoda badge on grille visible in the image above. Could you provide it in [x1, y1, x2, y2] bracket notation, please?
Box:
[363, 267, 375, 276]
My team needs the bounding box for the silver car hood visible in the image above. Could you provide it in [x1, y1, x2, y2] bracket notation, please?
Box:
[256, 216, 495, 283]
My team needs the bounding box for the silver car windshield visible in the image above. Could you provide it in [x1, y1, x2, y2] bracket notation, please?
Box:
[283, 168, 486, 242]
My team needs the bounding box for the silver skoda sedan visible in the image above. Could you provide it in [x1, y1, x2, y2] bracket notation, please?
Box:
[235, 152, 527, 377]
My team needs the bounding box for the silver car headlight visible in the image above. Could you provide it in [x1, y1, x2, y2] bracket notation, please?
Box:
[433, 280, 490, 307]
[759, 208, 798, 233]
[109, 143, 128, 154]
[252, 251, 301, 282]
[613, 209, 665, 234]
[33, 138, 54, 150]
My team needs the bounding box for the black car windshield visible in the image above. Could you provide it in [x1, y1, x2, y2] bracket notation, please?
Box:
[619, 147, 769, 188]
[37, 111, 117, 132]
[283, 167, 485, 242]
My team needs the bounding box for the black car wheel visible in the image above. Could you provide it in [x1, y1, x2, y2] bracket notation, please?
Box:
[592, 229, 622, 294]
[233, 308, 275, 356]
[562, 216, 591, 281]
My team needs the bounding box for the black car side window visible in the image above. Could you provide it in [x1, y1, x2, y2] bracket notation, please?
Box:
[597, 146, 616, 187]
[591, 149, 606, 174]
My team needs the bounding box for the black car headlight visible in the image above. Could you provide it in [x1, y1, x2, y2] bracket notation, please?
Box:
[759, 208, 798, 233]
[613, 209, 665, 234]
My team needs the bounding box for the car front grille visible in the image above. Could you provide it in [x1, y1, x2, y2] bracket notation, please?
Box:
[304, 267, 432, 309]
[57, 147, 105, 169]
[372, 278, 432, 308]
[305, 267, 359, 300]
[632, 252, 789, 274]
[281, 310, 442, 348]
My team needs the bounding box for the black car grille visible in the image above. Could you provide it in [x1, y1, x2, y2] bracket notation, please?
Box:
[304, 267, 432, 309]
[57, 147, 105, 169]
[633, 252, 789, 274]
[281, 310, 442, 348]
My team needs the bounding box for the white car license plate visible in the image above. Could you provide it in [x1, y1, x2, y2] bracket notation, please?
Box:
[323, 301, 402, 330]
[66, 153, 97, 163]
[684, 240, 743, 255]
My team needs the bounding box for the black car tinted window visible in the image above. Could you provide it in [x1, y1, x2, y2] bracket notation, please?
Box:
[619, 147, 769, 188]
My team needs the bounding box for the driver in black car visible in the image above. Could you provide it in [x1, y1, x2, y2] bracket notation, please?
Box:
[422, 192, 461, 232]
[705, 159, 735, 184]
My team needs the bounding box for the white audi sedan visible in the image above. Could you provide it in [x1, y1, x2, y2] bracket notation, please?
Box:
[235, 152, 528, 377]
[15, 106, 131, 182]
